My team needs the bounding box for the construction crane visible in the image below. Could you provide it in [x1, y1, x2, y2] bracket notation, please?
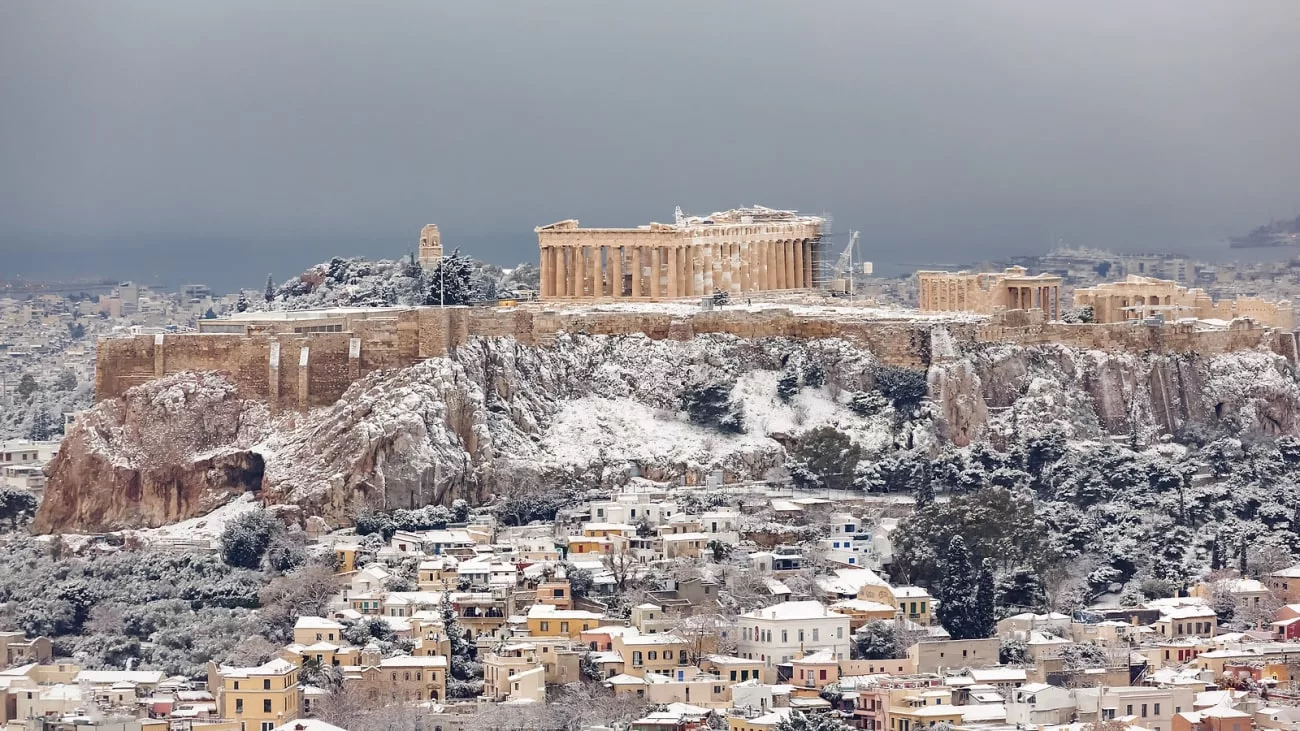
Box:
[829, 230, 862, 297]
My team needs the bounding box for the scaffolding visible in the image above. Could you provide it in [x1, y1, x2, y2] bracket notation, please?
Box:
[811, 212, 834, 291]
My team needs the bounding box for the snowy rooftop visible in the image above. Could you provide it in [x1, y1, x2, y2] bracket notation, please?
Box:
[742, 600, 844, 622]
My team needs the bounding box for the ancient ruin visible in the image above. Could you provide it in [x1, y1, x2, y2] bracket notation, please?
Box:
[536, 206, 824, 301]
[917, 266, 1064, 320]
[1072, 274, 1295, 328]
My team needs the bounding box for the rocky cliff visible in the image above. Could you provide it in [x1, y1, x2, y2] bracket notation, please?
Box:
[35, 331, 1300, 533]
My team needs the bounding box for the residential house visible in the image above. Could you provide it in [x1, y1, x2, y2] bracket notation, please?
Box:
[1075, 685, 1195, 731]
[210, 658, 300, 731]
[615, 630, 691, 680]
[341, 650, 447, 703]
[1265, 564, 1300, 604]
[736, 601, 851, 682]
[0, 632, 51, 669]
[526, 604, 604, 638]
[1005, 683, 1074, 727]
[482, 643, 547, 702]
[291, 618, 343, 647]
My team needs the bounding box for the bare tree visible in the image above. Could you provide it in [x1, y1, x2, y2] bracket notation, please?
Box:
[602, 543, 639, 592]
[671, 608, 738, 662]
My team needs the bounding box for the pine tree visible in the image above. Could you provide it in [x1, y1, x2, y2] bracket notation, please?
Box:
[425, 250, 476, 306]
[777, 370, 800, 403]
[236, 292, 249, 312]
[264, 274, 276, 303]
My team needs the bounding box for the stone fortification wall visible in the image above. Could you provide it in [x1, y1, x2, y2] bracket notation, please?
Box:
[96, 307, 1296, 411]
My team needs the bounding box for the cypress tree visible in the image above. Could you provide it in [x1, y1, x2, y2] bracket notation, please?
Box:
[974, 558, 997, 638]
[936, 535, 979, 639]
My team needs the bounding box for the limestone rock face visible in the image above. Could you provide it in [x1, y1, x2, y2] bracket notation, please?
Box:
[35, 331, 1300, 533]
[33, 373, 270, 533]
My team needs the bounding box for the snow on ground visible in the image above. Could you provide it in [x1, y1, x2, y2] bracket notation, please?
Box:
[125, 493, 262, 547]
[539, 370, 895, 471]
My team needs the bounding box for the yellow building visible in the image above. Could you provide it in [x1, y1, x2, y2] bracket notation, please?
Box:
[582, 522, 636, 538]
[566, 536, 614, 556]
[535, 579, 573, 610]
[526, 604, 605, 638]
[892, 588, 934, 626]
[341, 653, 448, 703]
[889, 703, 963, 731]
[334, 546, 357, 574]
[830, 600, 897, 630]
[700, 655, 764, 684]
[210, 658, 300, 731]
[417, 559, 457, 591]
[291, 618, 344, 647]
[613, 630, 691, 679]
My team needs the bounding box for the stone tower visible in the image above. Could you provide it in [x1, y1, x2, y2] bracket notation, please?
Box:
[418, 224, 443, 267]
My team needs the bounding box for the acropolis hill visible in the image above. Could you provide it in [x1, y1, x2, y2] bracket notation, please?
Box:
[50, 206, 1300, 533]
[96, 301, 1300, 414]
[91, 207, 1300, 414]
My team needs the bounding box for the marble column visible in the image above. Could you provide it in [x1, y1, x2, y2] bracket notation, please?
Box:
[704, 243, 716, 295]
[790, 238, 800, 286]
[609, 246, 622, 298]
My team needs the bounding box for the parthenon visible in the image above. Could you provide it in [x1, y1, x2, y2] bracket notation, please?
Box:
[917, 266, 1064, 320]
[536, 206, 824, 301]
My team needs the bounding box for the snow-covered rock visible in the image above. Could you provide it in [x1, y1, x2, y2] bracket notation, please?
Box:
[35, 331, 1300, 532]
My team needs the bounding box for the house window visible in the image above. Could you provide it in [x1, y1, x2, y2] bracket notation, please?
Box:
[648, 651, 658, 661]
[263, 679, 271, 690]
[1142, 704, 1148, 718]
[813, 629, 819, 641]
[837, 627, 843, 639]
[235, 699, 243, 713]
[845, 524, 855, 533]
[665, 650, 673, 659]
[540, 621, 549, 632]
[561, 622, 569, 633]
[820, 669, 827, 680]
[234, 682, 240, 690]
[1127, 705, 1133, 716]
[920, 602, 926, 613]
[633, 652, 643, 666]
[781, 630, 788, 643]
[263, 699, 272, 713]
[798, 630, 805, 642]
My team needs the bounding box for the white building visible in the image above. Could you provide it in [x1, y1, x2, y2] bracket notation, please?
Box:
[736, 601, 851, 680]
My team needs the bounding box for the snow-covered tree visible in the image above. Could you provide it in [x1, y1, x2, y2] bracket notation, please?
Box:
[777, 370, 800, 403]
[219, 508, 282, 569]
[425, 249, 476, 306]
[682, 382, 744, 434]
[774, 710, 852, 731]
[935, 536, 994, 640]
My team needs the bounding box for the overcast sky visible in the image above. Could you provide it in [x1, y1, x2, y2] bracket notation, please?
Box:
[3, 1, 1300, 290]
